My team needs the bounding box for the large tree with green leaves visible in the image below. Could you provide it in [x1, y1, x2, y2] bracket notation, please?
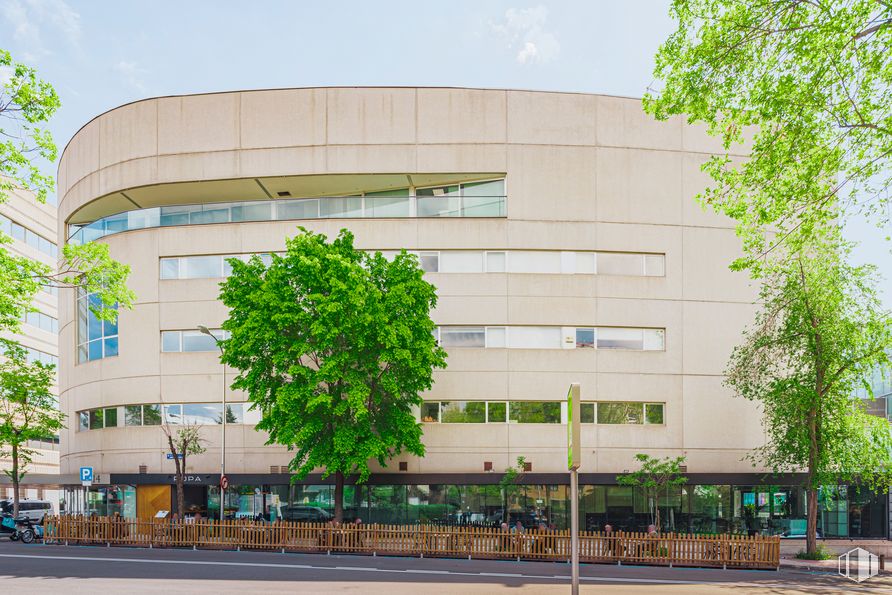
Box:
[219, 228, 446, 522]
[645, 1, 892, 268]
[726, 234, 892, 554]
[0, 49, 134, 328]
[0, 341, 64, 518]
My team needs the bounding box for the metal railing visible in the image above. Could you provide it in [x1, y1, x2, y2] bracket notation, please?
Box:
[43, 516, 780, 569]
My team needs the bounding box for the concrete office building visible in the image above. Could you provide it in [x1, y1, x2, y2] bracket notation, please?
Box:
[57, 87, 888, 537]
[0, 189, 61, 509]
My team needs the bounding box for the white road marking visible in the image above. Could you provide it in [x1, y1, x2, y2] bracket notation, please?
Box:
[0, 551, 830, 588]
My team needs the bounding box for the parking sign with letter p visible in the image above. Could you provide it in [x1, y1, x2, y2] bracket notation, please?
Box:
[80, 466, 93, 486]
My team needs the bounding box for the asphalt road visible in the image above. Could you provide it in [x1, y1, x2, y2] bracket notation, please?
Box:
[0, 540, 888, 594]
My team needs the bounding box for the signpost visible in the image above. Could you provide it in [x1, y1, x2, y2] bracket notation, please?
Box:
[567, 383, 581, 595]
[79, 466, 93, 487]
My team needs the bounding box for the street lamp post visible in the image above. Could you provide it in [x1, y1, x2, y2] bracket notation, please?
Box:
[198, 325, 226, 514]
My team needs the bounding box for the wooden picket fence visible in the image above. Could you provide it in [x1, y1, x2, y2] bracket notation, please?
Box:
[42, 516, 780, 570]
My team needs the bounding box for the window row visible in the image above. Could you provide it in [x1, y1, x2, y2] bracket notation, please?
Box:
[420, 401, 665, 425]
[435, 326, 665, 351]
[161, 329, 229, 353]
[0, 214, 58, 257]
[24, 346, 58, 367]
[69, 179, 507, 245]
[77, 402, 260, 431]
[380, 250, 664, 277]
[160, 250, 665, 280]
[76, 289, 118, 363]
[21, 310, 58, 334]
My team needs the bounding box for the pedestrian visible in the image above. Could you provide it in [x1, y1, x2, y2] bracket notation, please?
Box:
[603, 523, 616, 559]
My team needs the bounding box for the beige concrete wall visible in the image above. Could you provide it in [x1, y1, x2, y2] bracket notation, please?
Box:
[57, 88, 763, 480]
[0, 189, 60, 481]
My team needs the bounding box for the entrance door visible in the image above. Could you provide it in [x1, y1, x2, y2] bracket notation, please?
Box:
[136, 485, 170, 521]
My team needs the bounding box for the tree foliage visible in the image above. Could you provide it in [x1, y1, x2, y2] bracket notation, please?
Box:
[0, 341, 63, 517]
[645, 1, 892, 268]
[726, 234, 892, 552]
[162, 423, 207, 518]
[616, 454, 688, 533]
[0, 48, 134, 331]
[219, 228, 446, 521]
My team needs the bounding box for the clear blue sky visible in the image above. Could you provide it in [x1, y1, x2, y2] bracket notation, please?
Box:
[1, 0, 888, 303]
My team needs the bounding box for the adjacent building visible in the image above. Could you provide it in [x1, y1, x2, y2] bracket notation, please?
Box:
[56, 87, 889, 537]
[0, 188, 61, 508]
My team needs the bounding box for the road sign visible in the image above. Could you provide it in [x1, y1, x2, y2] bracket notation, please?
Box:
[166, 453, 184, 460]
[80, 466, 93, 487]
[220, 474, 229, 490]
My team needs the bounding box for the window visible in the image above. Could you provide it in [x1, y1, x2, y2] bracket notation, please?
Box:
[22, 311, 58, 333]
[437, 326, 664, 350]
[485, 327, 506, 348]
[508, 251, 562, 274]
[163, 404, 182, 425]
[645, 403, 665, 425]
[79, 403, 247, 429]
[580, 403, 595, 423]
[420, 402, 440, 422]
[597, 328, 644, 350]
[76, 289, 118, 363]
[125, 405, 142, 426]
[24, 347, 58, 367]
[597, 253, 644, 276]
[485, 251, 506, 272]
[0, 215, 56, 257]
[439, 251, 485, 273]
[440, 401, 486, 423]
[161, 329, 227, 352]
[143, 405, 162, 426]
[509, 401, 561, 423]
[597, 402, 644, 425]
[575, 328, 595, 349]
[439, 327, 485, 348]
[419, 252, 439, 273]
[506, 326, 562, 349]
[487, 402, 507, 423]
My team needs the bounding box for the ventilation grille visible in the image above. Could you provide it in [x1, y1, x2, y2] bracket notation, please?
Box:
[398, 462, 408, 472]
[138, 465, 147, 474]
[276, 191, 292, 197]
[483, 461, 493, 472]
[678, 465, 688, 473]
[522, 462, 532, 472]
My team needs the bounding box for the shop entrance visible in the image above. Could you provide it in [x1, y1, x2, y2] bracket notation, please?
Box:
[136, 485, 170, 521]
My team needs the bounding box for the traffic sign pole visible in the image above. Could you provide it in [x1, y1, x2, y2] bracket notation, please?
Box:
[567, 383, 581, 595]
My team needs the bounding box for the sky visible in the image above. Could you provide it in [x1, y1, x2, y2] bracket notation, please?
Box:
[1, 0, 888, 303]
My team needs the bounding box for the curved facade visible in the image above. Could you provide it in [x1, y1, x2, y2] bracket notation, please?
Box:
[57, 87, 825, 532]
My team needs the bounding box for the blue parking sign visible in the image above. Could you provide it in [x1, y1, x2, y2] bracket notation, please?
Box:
[80, 467, 93, 482]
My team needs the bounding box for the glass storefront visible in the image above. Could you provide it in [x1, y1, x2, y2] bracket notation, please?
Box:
[62, 482, 887, 538]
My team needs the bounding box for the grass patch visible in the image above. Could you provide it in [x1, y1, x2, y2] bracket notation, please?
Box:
[795, 544, 834, 560]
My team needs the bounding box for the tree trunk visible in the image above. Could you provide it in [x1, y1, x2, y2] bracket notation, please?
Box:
[654, 489, 661, 533]
[806, 405, 819, 555]
[333, 471, 344, 523]
[11, 442, 19, 518]
[806, 486, 818, 554]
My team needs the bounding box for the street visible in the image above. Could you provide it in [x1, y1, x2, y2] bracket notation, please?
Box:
[0, 541, 888, 594]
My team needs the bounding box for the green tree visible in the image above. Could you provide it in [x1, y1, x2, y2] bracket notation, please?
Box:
[725, 236, 892, 554]
[645, 1, 892, 268]
[0, 49, 134, 331]
[219, 228, 446, 522]
[161, 422, 207, 519]
[0, 341, 64, 517]
[616, 454, 688, 533]
[499, 456, 527, 524]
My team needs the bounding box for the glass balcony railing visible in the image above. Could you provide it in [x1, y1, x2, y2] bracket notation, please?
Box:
[68, 194, 507, 245]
